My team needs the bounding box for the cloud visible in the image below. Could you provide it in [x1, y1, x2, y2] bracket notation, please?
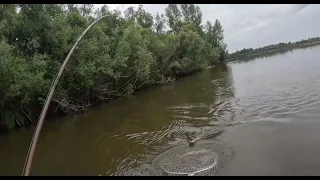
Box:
[95, 4, 320, 52]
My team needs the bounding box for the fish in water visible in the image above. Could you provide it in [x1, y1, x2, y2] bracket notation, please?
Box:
[185, 132, 198, 147]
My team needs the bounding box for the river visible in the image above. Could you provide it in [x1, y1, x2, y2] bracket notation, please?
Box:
[1, 45, 320, 176]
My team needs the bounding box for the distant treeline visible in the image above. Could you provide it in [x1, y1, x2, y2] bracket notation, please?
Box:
[227, 37, 320, 61]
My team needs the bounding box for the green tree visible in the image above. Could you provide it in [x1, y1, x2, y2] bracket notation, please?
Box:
[165, 4, 182, 33]
[154, 13, 166, 34]
[78, 4, 93, 18]
[213, 20, 224, 46]
[180, 4, 202, 26]
[135, 5, 153, 30]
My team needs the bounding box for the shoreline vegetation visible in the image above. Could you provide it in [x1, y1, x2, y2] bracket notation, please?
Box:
[0, 4, 228, 130]
[227, 37, 320, 62]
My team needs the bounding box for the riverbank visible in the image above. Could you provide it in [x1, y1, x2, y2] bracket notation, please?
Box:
[0, 66, 216, 132]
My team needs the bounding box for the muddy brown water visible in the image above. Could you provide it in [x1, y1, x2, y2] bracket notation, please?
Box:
[2, 45, 320, 175]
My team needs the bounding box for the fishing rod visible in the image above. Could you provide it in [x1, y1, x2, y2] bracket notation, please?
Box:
[22, 13, 118, 176]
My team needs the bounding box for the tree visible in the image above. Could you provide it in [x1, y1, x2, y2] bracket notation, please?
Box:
[212, 19, 224, 47]
[124, 6, 136, 22]
[65, 4, 79, 14]
[165, 4, 182, 33]
[78, 4, 93, 18]
[154, 13, 165, 34]
[205, 21, 214, 49]
[94, 5, 110, 18]
[135, 5, 153, 30]
[180, 4, 202, 26]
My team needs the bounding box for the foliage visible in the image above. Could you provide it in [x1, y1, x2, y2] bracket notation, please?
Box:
[0, 4, 228, 129]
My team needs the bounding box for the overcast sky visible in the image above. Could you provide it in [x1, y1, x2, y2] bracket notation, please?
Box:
[94, 4, 320, 53]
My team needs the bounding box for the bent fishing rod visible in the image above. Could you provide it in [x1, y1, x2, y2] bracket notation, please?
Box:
[22, 14, 115, 176]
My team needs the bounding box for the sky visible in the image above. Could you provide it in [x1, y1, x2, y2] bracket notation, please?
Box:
[94, 4, 320, 53]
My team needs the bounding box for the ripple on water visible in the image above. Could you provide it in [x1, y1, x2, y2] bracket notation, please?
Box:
[102, 96, 238, 176]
